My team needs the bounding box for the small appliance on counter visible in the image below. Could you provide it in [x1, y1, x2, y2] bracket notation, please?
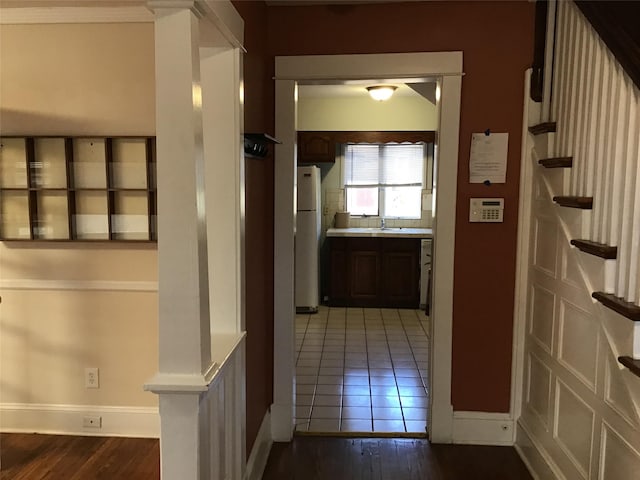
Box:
[334, 211, 350, 228]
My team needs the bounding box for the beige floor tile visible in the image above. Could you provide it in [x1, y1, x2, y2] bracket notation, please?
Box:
[396, 377, 423, 387]
[296, 384, 316, 395]
[296, 405, 311, 419]
[370, 376, 396, 387]
[370, 385, 399, 397]
[373, 419, 405, 432]
[317, 375, 343, 385]
[315, 384, 343, 395]
[342, 395, 371, 407]
[309, 419, 340, 431]
[299, 308, 430, 434]
[343, 385, 370, 396]
[397, 386, 427, 397]
[314, 395, 342, 407]
[311, 406, 341, 419]
[371, 396, 400, 408]
[399, 396, 428, 408]
[340, 419, 373, 432]
[342, 406, 372, 419]
[372, 407, 403, 420]
[404, 421, 427, 433]
[402, 407, 428, 421]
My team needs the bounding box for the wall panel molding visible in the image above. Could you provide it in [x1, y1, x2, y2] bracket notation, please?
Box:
[0, 6, 154, 25]
[0, 279, 158, 292]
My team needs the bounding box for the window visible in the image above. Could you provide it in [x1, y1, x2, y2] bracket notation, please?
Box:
[343, 143, 425, 218]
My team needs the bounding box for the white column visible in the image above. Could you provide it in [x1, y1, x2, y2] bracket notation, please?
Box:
[154, 5, 212, 375]
[272, 79, 297, 441]
[147, 5, 212, 480]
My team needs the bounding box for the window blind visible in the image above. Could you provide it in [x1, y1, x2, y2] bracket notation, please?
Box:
[343, 144, 424, 187]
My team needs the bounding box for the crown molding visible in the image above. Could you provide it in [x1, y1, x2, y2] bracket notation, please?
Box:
[0, 6, 154, 24]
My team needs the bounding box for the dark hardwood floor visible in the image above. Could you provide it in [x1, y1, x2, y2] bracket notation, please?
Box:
[1, 433, 533, 480]
[0, 433, 159, 479]
[262, 436, 534, 480]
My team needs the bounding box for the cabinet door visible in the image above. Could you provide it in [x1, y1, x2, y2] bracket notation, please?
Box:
[297, 132, 335, 163]
[329, 238, 349, 305]
[381, 239, 420, 308]
[350, 250, 381, 304]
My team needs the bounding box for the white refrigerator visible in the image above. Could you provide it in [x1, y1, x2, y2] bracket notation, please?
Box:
[295, 165, 321, 313]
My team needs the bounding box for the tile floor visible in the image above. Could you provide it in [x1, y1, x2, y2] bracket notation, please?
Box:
[294, 306, 430, 434]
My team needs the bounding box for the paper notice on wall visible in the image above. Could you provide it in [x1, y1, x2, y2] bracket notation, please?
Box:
[469, 132, 509, 184]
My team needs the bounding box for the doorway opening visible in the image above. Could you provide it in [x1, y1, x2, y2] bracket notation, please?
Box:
[273, 52, 463, 443]
[294, 82, 435, 434]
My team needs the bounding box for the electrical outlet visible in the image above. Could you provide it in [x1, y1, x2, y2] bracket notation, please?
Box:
[85, 367, 99, 389]
[83, 415, 102, 428]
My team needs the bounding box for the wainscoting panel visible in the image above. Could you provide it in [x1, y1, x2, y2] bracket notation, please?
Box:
[558, 299, 599, 391]
[530, 285, 556, 354]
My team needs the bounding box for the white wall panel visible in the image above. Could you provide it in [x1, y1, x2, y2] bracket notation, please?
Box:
[531, 285, 556, 354]
[599, 424, 640, 480]
[527, 353, 553, 428]
[554, 380, 595, 478]
[534, 217, 559, 276]
[558, 300, 599, 391]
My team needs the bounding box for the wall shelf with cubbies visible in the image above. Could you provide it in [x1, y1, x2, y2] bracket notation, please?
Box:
[0, 136, 156, 242]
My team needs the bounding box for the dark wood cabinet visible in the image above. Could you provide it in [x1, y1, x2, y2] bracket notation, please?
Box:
[297, 131, 336, 164]
[329, 236, 420, 308]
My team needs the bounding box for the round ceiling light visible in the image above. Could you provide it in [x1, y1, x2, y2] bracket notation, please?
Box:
[366, 85, 398, 101]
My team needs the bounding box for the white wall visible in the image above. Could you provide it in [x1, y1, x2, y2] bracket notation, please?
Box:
[0, 22, 159, 437]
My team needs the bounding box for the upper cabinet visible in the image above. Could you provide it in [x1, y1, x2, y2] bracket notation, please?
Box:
[0, 135, 156, 242]
[297, 131, 336, 164]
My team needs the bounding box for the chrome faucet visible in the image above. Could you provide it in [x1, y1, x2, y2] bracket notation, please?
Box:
[380, 217, 386, 229]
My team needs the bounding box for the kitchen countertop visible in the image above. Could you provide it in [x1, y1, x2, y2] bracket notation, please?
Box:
[326, 227, 433, 238]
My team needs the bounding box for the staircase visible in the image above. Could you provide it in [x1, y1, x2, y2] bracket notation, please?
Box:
[516, 1, 640, 478]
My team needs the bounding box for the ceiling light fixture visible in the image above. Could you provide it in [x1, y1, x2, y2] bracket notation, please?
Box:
[366, 85, 397, 101]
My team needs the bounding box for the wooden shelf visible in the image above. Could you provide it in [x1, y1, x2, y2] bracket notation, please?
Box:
[0, 135, 156, 242]
[539, 157, 573, 168]
[618, 356, 640, 378]
[553, 196, 593, 209]
[529, 122, 557, 135]
[592, 292, 640, 321]
[570, 239, 617, 259]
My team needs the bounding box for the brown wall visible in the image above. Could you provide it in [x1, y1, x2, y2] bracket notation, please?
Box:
[264, 1, 535, 412]
[231, 0, 275, 455]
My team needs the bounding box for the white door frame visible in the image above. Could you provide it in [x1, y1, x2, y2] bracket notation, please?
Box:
[272, 52, 463, 443]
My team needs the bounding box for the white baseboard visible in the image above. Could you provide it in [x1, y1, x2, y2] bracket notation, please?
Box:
[515, 420, 563, 480]
[245, 411, 273, 480]
[0, 403, 159, 438]
[270, 402, 293, 442]
[451, 411, 514, 445]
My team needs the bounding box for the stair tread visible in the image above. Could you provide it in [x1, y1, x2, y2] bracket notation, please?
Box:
[570, 239, 617, 259]
[593, 292, 640, 321]
[618, 356, 640, 378]
[529, 122, 557, 135]
[539, 157, 573, 168]
[553, 196, 593, 209]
